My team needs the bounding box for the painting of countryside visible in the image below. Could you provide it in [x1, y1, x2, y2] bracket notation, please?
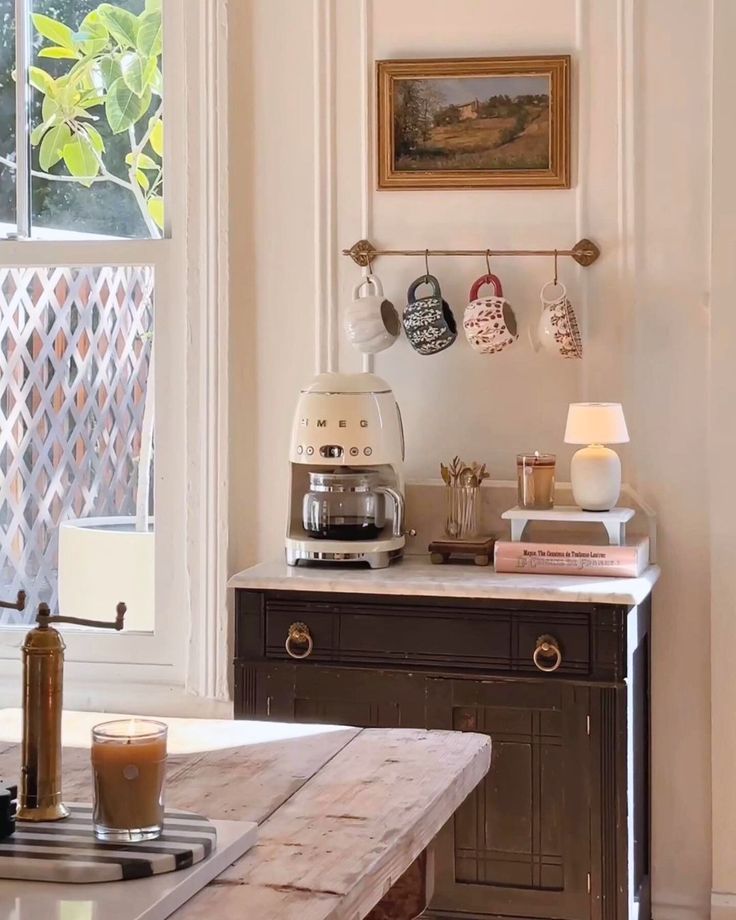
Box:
[393, 75, 551, 172]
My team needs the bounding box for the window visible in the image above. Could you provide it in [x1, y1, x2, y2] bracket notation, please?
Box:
[0, 0, 162, 631]
[0, 0, 228, 713]
[1, 0, 164, 241]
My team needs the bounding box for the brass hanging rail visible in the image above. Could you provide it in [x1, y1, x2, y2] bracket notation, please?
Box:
[343, 238, 601, 268]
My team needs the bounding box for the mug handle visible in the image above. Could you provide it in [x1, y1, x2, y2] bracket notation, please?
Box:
[540, 280, 567, 305]
[469, 273, 503, 301]
[353, 273, 384, 300]
[407, 274, 441, 304]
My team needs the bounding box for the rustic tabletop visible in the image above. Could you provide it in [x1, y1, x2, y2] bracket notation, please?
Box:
[0, 714, 490, 920]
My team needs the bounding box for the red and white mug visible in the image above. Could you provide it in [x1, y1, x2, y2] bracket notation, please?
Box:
[463, 274, 518, 355]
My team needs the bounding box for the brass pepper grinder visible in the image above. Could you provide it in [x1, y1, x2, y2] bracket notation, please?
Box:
[18, 601, 126, 822]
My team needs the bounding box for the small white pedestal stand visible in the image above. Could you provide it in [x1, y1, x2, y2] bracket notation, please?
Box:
[502, 506, 635, 545]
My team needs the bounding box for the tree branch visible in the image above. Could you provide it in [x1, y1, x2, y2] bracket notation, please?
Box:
[0, 153, 132, 190]
[134, 103, 163, 156]
[123, 131, 161, 239]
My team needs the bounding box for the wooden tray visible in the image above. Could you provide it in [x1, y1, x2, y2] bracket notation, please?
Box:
[429, 536, 496, 566]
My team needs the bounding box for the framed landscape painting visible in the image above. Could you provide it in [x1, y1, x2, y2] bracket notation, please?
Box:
[377, 56, 571, 190]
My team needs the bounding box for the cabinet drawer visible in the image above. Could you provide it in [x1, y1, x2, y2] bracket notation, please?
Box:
[266, 601, 511, 670]
[254, 595, 606, 678]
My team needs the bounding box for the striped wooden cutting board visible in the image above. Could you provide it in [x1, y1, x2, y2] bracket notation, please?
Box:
[0, 804, 217, 883]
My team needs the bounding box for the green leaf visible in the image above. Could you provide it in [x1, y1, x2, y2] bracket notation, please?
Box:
[105, 77, 148, 134]
[84, 124, 105, 154]
[149, 66, 163, 96]
[30, 123, 47, 146]
[31, 117, 60, 146]
[41, 94, 60, 122]
[58, 81, 86, 116]
[76, 12, 110, 55]
[137, 10, 162, 58]
[32, 13, 75, 51]
[136, 169, 150, 191]
[126, 151, 157, 170]
[142, 56, 158, 88]
[147, 195, 164, 229]
[96, 4, 139, 49]
[29, 66, 56, 96]
[145, 0, 162, 11]
[62, 132, 99, 186]
[149, 117, 163, 156]
[77, 93, 106, 110]
[39, 46, 80, 60]
[97, 55, 122, 89]
[121, 52, 147, 97]
[40, 123, 72, 170]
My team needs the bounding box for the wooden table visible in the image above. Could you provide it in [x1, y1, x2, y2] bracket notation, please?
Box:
[0, 714, 490, 920]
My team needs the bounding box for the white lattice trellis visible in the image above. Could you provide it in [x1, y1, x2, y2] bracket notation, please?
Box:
[0, 266, 154, 624]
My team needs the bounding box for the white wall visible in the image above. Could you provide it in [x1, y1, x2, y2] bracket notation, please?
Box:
[229, 2, 717, 916]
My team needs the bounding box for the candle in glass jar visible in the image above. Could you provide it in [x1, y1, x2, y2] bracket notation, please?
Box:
[91, 719, 167, 842]
[517, 452, 556, 510]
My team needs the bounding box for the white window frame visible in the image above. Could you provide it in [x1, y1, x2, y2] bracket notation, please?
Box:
[0, 0, 230, 717]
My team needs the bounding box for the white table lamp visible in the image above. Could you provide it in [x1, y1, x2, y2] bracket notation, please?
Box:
[564, 403, 629, 511]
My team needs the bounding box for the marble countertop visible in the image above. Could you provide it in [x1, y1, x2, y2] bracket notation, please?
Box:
[228, 555, 660, 606]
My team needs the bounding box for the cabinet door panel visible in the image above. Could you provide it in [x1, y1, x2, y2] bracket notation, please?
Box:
[255, 663, 426, 729]
[427, 678, 591, 920]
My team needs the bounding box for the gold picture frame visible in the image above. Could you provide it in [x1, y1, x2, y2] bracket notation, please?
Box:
[377, 56, 571, 190]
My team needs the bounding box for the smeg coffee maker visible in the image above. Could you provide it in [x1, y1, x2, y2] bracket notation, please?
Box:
[285, 372, 407, 569]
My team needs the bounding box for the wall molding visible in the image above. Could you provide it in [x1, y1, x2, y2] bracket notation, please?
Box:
[651, 901, 712, 920]
[359, 0, 374, 374]
[184, 0, 231, 702]
[713, 892, 736, 920]
[313, 0, 338, 374]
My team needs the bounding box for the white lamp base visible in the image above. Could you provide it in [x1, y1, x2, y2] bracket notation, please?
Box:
[570, 444, 622, 511]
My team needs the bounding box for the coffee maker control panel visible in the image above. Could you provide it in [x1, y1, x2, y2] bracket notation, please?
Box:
[289, 384, 404, 467]
[295, 443, 378, 461]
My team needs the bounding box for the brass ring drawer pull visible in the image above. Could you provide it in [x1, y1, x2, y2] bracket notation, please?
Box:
[285, 622, 313, 660]
[533, 634, 562, 672]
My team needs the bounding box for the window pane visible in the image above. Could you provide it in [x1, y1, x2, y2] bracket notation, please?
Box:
[0, 0, 15, 233]
[0, 266, 154, 629]
[30, 0, 164, 239]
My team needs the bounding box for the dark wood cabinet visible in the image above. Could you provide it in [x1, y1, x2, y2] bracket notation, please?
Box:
[234, 587, 651, 920]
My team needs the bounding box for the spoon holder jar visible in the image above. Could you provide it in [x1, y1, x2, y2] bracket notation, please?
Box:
[445, 485, 481, 539]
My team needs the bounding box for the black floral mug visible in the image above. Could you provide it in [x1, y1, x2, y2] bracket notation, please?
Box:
[402, 275, 457, 356]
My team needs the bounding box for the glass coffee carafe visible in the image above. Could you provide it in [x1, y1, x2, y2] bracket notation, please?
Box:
[303, 470, 404, 541]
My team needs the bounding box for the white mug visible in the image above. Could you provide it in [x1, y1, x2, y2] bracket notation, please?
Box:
[345, 275, 400, 355]
[536, 281, 583, 359]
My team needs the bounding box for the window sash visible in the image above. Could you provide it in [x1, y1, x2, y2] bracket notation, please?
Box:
[14, 0, 31, 239]
[0, 0, 191, 688]
[6, 0, 171, 243]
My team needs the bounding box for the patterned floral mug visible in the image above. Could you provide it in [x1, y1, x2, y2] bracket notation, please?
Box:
[463, 273, 519, 354]
[536, 281, 583, 359]
[402, 275, 457, 356]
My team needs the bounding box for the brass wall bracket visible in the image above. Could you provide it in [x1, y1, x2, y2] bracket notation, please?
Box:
[344, 238, 601, 268]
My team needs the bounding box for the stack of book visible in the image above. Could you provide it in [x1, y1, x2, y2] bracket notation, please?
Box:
[494, 535, 649, 578]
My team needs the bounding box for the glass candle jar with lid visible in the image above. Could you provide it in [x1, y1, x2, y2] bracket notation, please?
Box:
[91, 719, 167, 842]
[517, 452, 556, 510]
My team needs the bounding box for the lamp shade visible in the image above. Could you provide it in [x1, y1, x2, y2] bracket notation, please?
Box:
[564, 403, 629, 445]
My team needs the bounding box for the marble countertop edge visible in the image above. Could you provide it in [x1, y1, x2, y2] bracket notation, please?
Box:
[228, 556, 661, 606]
